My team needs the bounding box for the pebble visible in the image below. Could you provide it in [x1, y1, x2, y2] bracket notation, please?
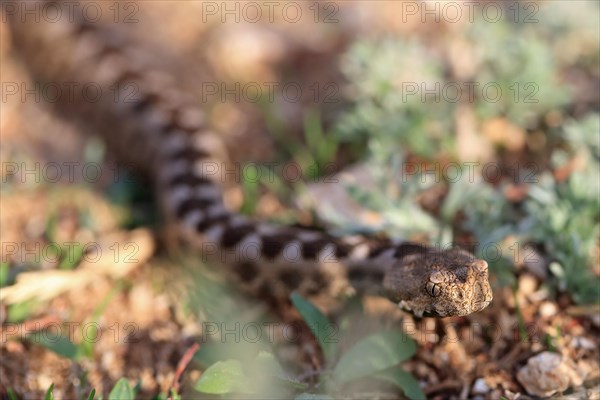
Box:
[518, 273, 538, 296]
[472, 378, 490, 394]
[571, 336, 596, 351]
[539, 301, 558, 318]
[517, 351, 584, 397]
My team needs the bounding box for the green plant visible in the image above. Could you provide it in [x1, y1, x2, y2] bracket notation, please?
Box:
[467, 18, 571, 126]
[194, 293, 425, 399]
[336, 38, 454, 160]
[109, 378, 135, 400]
[332, 17, 598, 305]
[40, 384, 97, 400]
[459, 116, 600, 304]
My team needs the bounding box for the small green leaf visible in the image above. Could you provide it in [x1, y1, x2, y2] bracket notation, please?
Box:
[30, 332, 79, 360]
[45, 212, 59, 243]
[58, 243, 85, 270]
[194, 359, 251, 395]
[109, 378, 134, 400]
[8, 299, 38, 323]
[79, 322, 98, 359]
[7, 388, 18, 400]
[334, 331, 416, 384]
[240, 170, 260, 215]
[87, 388, 96, 400]
[169, 389, 181, 400]
[375, 367, 426, 400]
[44, 383, 55, 400]
[132, 380, 142, 395]
[290, 292, 337, 361]
[0, 262, 9, 287]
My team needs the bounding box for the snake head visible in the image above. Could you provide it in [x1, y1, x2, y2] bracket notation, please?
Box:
[383, 245, 493, 317]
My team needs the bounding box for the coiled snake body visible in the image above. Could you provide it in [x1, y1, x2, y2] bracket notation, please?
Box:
[5, 1, 492, 317]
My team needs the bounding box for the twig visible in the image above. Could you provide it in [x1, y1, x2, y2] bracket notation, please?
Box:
[168, 342, 200, 398]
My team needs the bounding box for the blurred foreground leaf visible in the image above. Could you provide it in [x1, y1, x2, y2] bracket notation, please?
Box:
[375, 367, 426, 400]
[333, 330, 416, 384]
[194, 359, 251, 395]
[291, 292, 337, 361]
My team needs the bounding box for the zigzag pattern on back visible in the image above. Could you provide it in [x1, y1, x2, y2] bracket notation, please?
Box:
[6, 0, 493, 317]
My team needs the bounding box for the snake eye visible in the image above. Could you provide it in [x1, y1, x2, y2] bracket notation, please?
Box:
[426, 281, 440, 297]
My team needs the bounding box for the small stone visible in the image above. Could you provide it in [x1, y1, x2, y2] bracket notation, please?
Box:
[539, 301, 558, 318]
[517, 351, 584, 397]
[37, 374, 54, 393]
[472, 378, 490, 394]
[571, 336, 596, 351]
[518, 273, 538, 296]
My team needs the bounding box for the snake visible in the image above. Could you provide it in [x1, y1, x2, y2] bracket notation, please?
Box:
[4, 1, 492, 318]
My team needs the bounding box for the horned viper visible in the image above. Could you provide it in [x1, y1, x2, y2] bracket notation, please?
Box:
[4, 0, 492, 318]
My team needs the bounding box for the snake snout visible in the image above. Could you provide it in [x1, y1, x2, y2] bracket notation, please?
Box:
[472, 259, 488, 273]
[472, 281, 493, 311]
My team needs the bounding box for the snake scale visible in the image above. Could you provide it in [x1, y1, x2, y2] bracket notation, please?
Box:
[5, 0, 492, 317]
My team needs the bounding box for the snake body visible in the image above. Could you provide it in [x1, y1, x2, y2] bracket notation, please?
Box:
[5, 1, 492, 317]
